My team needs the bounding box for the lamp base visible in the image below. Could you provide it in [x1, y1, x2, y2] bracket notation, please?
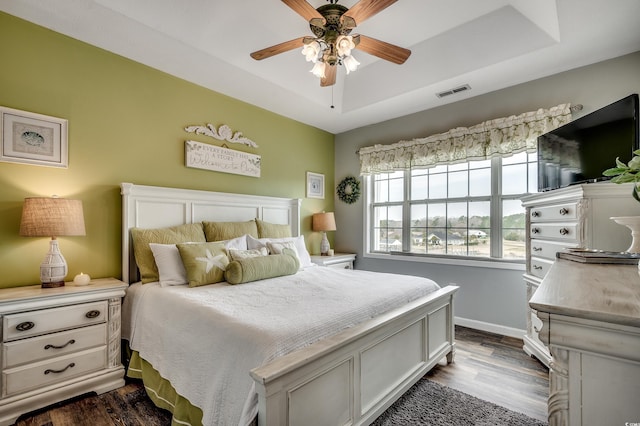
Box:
[320, 232, 331, 256]
[40, 239, 68, 289]
[42, 281, 65, 289]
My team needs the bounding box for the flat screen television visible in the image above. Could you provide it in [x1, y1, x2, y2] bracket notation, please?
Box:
[537, 94, 639, 192]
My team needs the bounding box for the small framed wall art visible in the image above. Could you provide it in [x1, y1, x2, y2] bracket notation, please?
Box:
[306, 171, 325, 199]
[0, 106, 68, 168]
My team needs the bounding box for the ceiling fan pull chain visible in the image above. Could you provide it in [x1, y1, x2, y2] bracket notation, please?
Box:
[331, 86, 335, 109]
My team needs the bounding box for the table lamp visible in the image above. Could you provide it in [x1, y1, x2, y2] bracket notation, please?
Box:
[312, 212, 336, 256]
[20, 197, 86, 288]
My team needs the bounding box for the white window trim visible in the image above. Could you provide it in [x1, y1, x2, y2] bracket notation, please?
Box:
[362, 251, 526, 271]
[362, 163, 529, 270]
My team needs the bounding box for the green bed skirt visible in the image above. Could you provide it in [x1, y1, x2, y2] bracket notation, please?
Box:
[127, 350, 204, 426]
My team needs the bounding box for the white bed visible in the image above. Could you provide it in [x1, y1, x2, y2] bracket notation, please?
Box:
[120, 182, 458, 426]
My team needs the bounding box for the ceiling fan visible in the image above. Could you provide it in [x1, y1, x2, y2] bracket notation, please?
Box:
[250, 0, 411, 87]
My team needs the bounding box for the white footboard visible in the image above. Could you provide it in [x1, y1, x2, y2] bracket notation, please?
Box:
[250, 285, 458, 426]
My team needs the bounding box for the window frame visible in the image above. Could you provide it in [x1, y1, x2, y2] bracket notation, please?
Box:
[364, 155, 535, 270]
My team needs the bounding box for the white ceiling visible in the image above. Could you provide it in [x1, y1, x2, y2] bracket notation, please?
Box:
[1, 0, 639, 134]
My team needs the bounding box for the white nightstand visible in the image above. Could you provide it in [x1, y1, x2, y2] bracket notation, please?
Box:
[310, 253, 356, 269]
[0, 277, 127, 426]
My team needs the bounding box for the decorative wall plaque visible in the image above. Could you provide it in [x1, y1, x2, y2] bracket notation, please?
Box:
[185, 140, 261, 178]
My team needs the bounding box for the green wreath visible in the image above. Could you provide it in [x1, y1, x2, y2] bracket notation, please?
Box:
[337, 176, 361, 204]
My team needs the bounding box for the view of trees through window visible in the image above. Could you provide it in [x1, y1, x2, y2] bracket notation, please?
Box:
[370, 152, 537, 260]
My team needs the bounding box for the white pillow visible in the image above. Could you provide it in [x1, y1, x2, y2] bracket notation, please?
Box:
[228, 247, 268, 261]
[149, 243, 188, 287]
[247, 235, 313, 268]
[221, 235, 248, 250]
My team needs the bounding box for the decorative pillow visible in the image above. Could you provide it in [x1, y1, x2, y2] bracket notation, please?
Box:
[247, 235, 313, 268]
[225, 249, 300, 285]
[228, 247, 269, 261]
[266, 241, 299, 258]
[176, 242, 229, 287]
[203, 221, 258, 242]
[255, 219, 292, 239]
[131, 223, 206, 284]
[149, 243, 188, 287]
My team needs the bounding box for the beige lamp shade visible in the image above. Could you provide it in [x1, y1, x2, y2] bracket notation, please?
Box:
[20, 197, 86, 237]
[20, 197, 86, 288]
[312, 212, 336, 232]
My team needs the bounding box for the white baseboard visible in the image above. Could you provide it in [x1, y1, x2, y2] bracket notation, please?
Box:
[455, 316, 525, 339]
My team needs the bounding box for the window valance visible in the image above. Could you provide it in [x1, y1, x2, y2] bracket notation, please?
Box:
[359, 103, 572, 175]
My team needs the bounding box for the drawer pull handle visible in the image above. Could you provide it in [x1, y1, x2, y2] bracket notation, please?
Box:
[533, 265, 543, 270]
[45, 339, 76, 350]
[44, 363, 75, 375]
[559, 207, 569, 215]
[531, 228, 540, 234]
[531, 211, 541, 218]
[532, 246, 542, 252]
[16, 321, 35, 332]
[85, 310, 101, 319]
[559, 228, 570, 236]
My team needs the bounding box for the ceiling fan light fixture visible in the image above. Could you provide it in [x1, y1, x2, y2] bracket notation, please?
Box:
[302, 41, 322, 63]
[343, 54, 360, 74]
[311, 61, 327, 79]
[336, 35, 355, 57]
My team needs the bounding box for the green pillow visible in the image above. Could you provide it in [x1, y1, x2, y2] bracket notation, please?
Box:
[225, 249, 299, 285]
[203, 221, 258, 241]
[131, 223, 206, 284]
[255, 219, 292, 239]
[177, 242, 229, 287]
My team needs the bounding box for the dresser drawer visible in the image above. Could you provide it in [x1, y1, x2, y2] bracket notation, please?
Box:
[529, 202, 578, 222]
[530, 223, 579, 242]
[2, 346, 106, 397]
[530, 257, 554, 279]
[3, 301, 107, 341]
[530, 309, 545, 347]
[530, 239, 579, 261]
[2, 323, 107, 369]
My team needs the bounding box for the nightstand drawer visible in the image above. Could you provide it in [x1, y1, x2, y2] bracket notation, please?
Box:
[3, 301, 107, 341]
[3, 347, 106, 397]
[326, 261, 353, 269]
[3, 323, 107, 369]
[310, 253, 356, 269]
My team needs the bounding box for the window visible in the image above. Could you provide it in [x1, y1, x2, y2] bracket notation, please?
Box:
[367, 152, 537, 261]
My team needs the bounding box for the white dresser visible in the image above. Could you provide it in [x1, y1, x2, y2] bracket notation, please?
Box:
[530, 260, 640, 426]
[0, 278, 127, 425]
[521, 182, 639, 366]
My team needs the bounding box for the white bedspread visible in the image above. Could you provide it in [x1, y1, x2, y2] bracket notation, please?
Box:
[122, 267, 440, 426]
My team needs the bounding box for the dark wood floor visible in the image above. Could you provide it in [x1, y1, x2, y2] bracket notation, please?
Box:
[15, 325, 549, 425]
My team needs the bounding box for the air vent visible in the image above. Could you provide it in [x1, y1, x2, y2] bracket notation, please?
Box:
[436, 84, 471, 98]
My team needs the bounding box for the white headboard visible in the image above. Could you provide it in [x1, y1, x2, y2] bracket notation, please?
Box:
[121, 182, 301, 284]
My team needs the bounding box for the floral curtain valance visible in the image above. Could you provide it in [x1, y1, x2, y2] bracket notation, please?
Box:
[359, 103, 572, 175]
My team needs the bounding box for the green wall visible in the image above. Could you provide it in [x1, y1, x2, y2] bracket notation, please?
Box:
[0, 13, 335, 288]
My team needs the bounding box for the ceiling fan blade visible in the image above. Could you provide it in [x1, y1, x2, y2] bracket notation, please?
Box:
[321, 64, 337, 87]
[343, 0, 397, 25]
[250, 37, 306, 61]
[282, 0, 325, 23]
[355, 34, 411, 64]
